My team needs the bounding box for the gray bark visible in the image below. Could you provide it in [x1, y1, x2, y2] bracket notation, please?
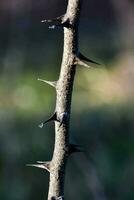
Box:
[48, 1, 81, 199]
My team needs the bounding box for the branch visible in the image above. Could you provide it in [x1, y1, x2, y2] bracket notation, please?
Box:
[47, 1, 82, 199]
[28, 0, 100, 199]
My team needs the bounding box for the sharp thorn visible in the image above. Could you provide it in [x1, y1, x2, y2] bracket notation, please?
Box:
[41, 15, 64, 24]
[75, 58, 91, 68]
[68, 144, 83, 155]
[41, 15, 70, 28]
[26, 162, 50, 172]
[37, 161, 46, 164]
[38, 112, 58, 128]
[78, 52, 100, 65]
[41, 15, 70, 29]
[38, 78, 57, 88]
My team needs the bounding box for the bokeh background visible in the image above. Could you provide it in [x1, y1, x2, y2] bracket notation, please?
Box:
[0, 0, 134, 199]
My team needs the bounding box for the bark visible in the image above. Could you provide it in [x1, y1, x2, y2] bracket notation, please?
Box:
[48, 1, 81, 199]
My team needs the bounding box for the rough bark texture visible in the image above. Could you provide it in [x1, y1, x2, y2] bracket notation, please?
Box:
[48, 1, 81, 199]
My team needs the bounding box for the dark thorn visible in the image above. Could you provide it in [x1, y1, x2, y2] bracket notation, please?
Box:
[41, 14, 70, 29]
[41, 15, 64, 24]
[78, 52, 100, 65]
[68, 144, 83, 155]
[38, 112, 59, 128]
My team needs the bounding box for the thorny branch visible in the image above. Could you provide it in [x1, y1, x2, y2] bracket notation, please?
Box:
[27, 0, 99, 199]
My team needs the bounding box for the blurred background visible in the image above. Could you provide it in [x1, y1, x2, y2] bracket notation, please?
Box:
[0, 0, 134, 199]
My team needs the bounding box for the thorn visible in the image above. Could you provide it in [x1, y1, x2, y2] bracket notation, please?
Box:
[74, 58, 91, 68]
[26, 161, 50, 172]
[68, 144, 83, 155]
[41, 15, 70, 28]
[78, 52, 100, 65]
[41, 15, 64, 24]
[38, 78, 57, 88]
[38, 112, 59, 128]
[37, 161, 46, 164]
